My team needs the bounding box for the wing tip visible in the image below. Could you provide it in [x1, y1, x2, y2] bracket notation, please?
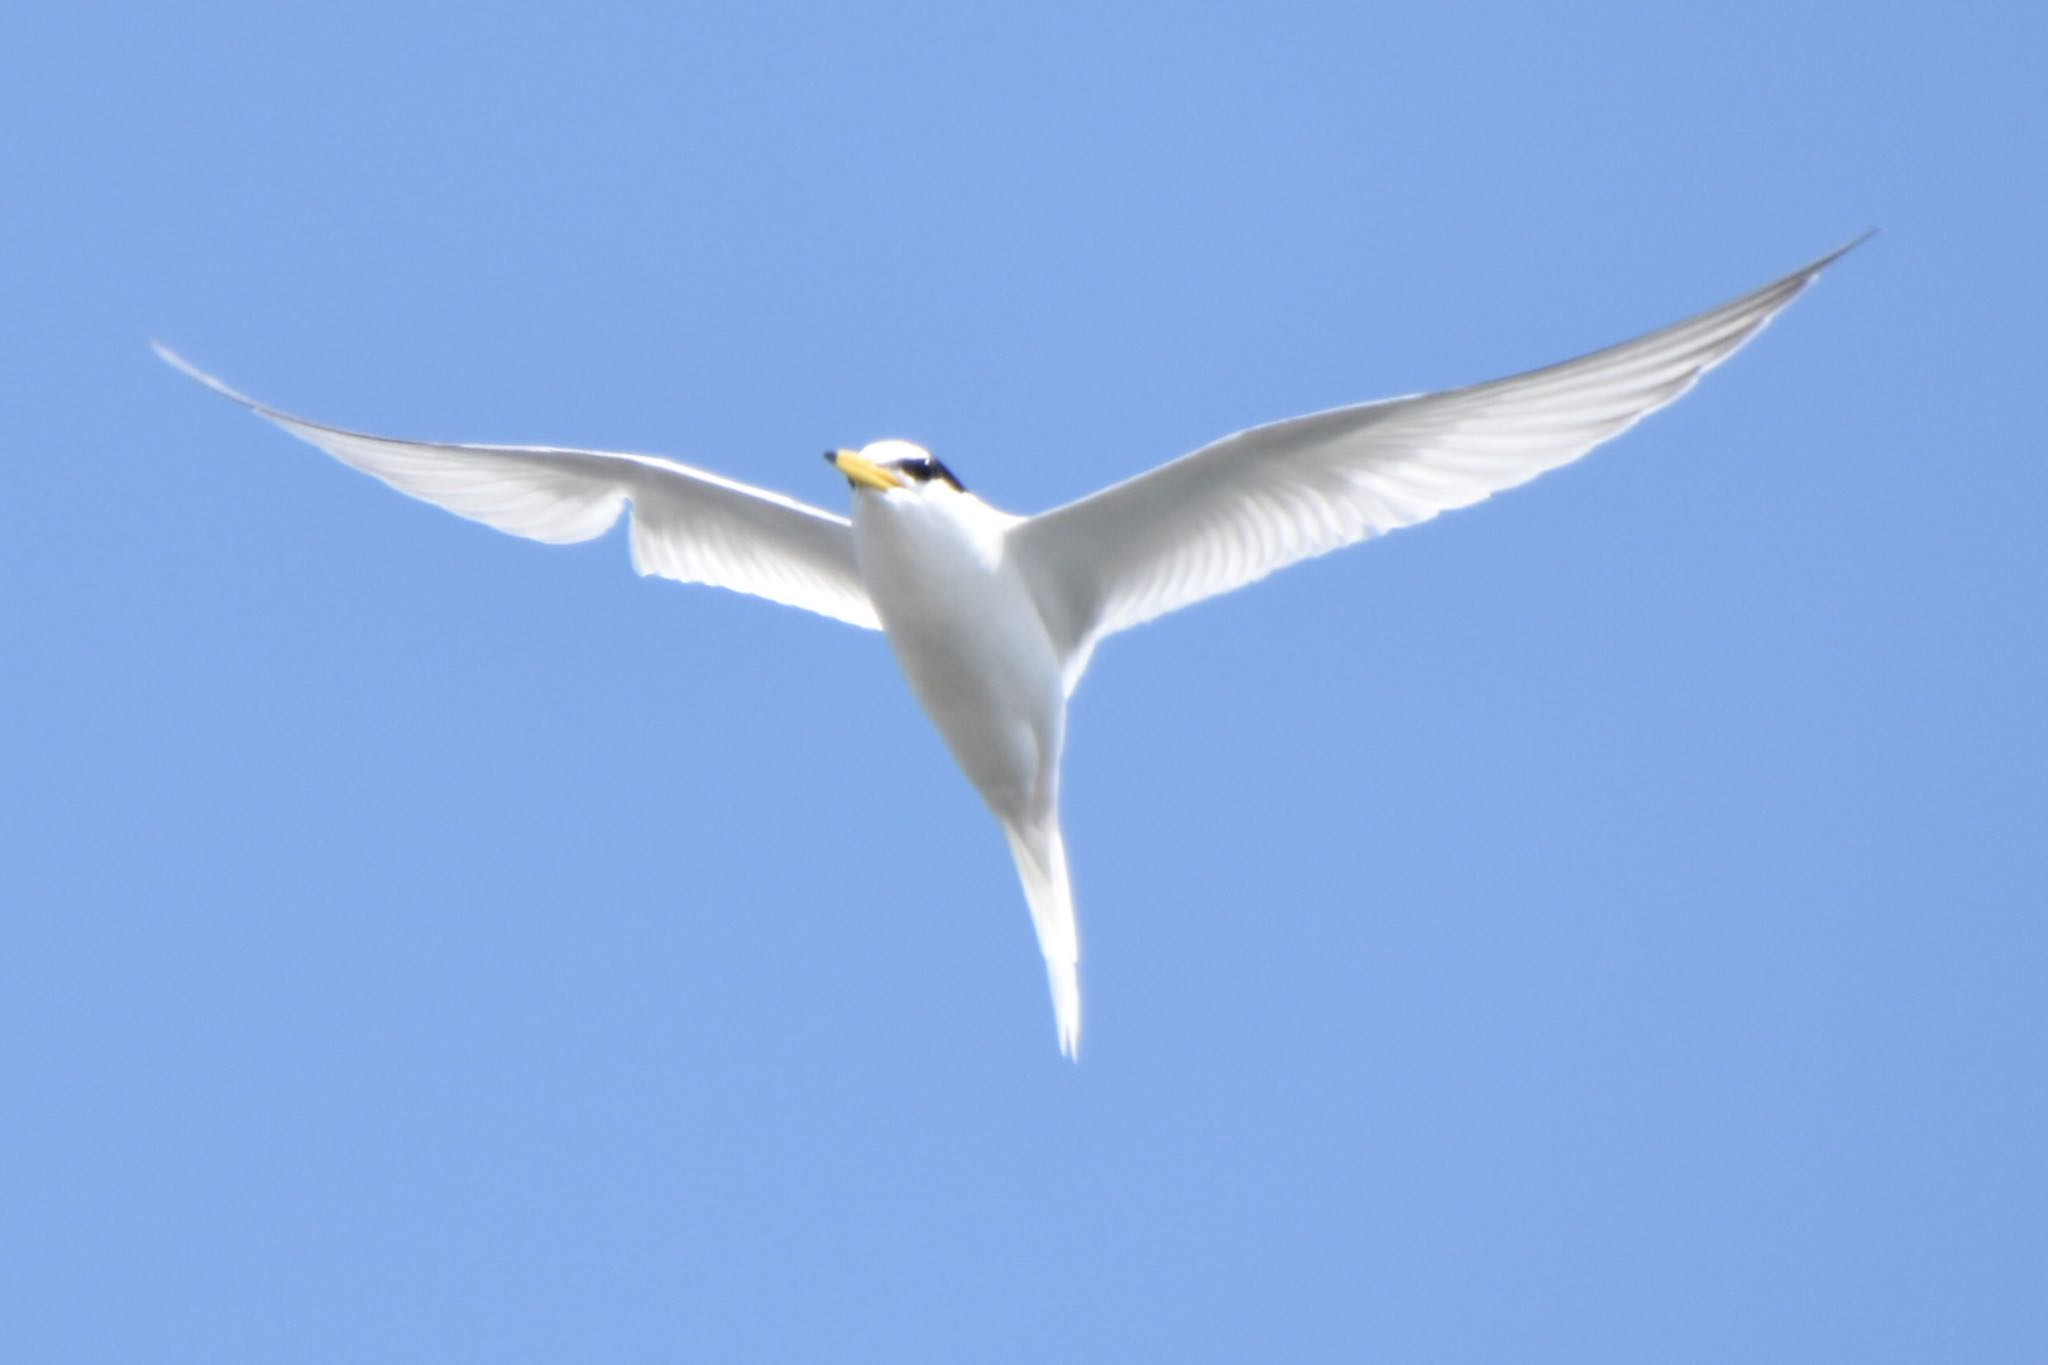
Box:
[150, 339, 272, 414]
[151, 338, 211, 387]
[1804, 229, 1879, 281]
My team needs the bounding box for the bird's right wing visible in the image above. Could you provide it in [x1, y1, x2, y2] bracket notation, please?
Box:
[1014, 238, 1865, 681]
[156, 344, 880, 630]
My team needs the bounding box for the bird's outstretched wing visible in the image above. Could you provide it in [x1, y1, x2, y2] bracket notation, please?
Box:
[155, 344, 880, 630]
[1015, 237, 1866, 679]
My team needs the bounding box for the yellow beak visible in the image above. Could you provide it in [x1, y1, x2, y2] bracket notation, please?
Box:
[829, 448, 905, 492]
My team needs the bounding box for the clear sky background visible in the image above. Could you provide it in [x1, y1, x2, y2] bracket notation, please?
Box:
[4, 2, 2042, 1360]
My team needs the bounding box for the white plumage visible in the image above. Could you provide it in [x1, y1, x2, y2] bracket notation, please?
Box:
[157, 237, 1862, 1057]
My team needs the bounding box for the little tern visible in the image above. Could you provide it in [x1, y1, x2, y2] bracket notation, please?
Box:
[157, 237, 1862, 1058]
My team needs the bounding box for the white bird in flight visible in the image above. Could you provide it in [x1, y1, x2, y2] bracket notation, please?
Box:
[157, 238, 1862, 1058]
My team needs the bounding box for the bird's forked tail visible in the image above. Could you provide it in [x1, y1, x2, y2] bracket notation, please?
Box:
[1001, 818, 1082, 1059]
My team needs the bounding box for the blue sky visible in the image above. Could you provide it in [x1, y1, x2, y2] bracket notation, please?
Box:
[4, 2, 2043, 1359]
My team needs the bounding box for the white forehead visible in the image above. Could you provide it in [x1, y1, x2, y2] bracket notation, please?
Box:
[859, 438, 932, 464]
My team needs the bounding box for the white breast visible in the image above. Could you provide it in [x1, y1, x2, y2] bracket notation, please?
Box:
[852, 487, 1065, 819]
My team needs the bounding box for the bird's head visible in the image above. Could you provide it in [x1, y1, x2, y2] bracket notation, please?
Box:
[825, 440, 967, 496]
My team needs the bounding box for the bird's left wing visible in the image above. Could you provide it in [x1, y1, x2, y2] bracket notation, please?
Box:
[1014, 238, 1864, 680]
[156, 345, 879, 629]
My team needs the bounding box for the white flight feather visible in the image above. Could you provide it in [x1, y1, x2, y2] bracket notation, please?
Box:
[1016, 236, 1868, 684]
[152, 343, 879, 630]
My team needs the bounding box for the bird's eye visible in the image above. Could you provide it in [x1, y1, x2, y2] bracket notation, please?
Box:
[887, 454, 965, 491]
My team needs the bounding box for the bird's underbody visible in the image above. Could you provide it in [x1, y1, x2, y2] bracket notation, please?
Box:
[158, 236, 1863, 1058]
[836, 447, 1081, 1052]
